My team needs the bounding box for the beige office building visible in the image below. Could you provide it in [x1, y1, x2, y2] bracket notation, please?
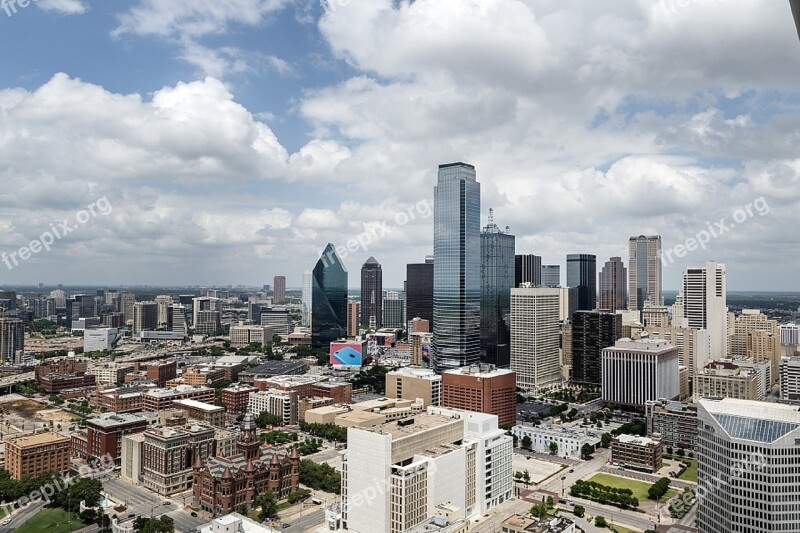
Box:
[694, 361, 762, 401]
[510, 287, 562, 390]
[385, 367, 442, 407]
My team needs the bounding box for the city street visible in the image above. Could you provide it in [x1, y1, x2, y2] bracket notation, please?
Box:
[0, 500, 45, 533]
[101, 478, 206, 533]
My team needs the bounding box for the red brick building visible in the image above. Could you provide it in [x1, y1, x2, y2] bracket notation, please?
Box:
[220, 384, 257, 414]
[441, 366, 517, 427]
[86, 413, 149, 463]
[145, 360, 177, 387]
[311, 382, 352, 404]
[192, 414, 300, 515]
[39, 373, 96, 392]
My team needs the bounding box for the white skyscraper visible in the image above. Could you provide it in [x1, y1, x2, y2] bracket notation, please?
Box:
[601, 338, 680, 409]
[676, 261, 727, 359]
[301, 270, 312, 327]
[510, 286, 562, 390]
[697, 398, 800, 532]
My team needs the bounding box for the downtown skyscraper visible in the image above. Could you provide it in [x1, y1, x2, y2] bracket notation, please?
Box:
[628, 235, 662, 310]
[514, 254, 541, 288]
[433, 162, 481, 371]
[480, 210, 515, 368]
[674, 261, 727, 358]
[311, 243, 348, 348]
[360, 257, 382, 329]
[406, 256, 434, 328]
[598, 257, 627, 311]
[567, 254, 596, 316]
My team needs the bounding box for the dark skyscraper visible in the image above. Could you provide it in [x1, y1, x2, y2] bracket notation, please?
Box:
[406, 257, 434, 327]
[273, 275, 286, 303]
[360, 257, 382, 329]
[311, 243, 348, 348]
[433, 162, 481, 372]
[481, 210, 515, 368]
[570, 309, 622, 386]
[599, 257, 627, 311]
[628, 235, 662, 311]
[567, 254, 596, 316]
[515, 254, 542, 288]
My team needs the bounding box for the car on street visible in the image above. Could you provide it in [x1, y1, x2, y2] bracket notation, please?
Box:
[191, 512, 198, 517]
[163, 501, 171, 506]
[1, 518, 11, 525]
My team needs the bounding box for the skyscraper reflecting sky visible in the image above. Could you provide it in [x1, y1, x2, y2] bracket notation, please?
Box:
[481, 210, 515, 368]
[433, 162, 481, 371]
[311, 243, 348, 348]
[567, 254, 597, 316]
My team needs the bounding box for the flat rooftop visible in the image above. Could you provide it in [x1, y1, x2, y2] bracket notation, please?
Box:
[7, 431, 69, 447]
[88, 412, 148, 428]
[173, 398, 223, 412]
[362, 413, 460, 439]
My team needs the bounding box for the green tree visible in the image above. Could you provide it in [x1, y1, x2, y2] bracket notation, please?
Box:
[515, 471, 523, 481]
[676, 448, 685, 458]
[549, 441, 558, 455]
[522, 470, 531, 485]
[573, 505, 585, 518]
[530, 502, 548, 518]
[256, 491, 278, 521]
[545, 496, 554, 509]
[648, 477, 672, 501]
[581, 443, 594, 459]
[256, 411, 283, 427]
[521, 435, 532, 450]
[595, 516, 608, 528]
[133, 516, 174, 533]
[601, 433, 613, 447]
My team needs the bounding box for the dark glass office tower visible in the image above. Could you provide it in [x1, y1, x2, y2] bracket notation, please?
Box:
[570, 309, 622, 386]
[311, 243, 348, 348]
[406, 257, 434, 327]
[481, 211, 515, 367]
[433, 162, 481, 372]
[567, 254, 596, 316]
[515, 254, 542, 287]
[360, 257, 382, 329]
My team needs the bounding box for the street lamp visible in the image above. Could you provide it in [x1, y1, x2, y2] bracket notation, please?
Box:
[561, 476, 566, 498]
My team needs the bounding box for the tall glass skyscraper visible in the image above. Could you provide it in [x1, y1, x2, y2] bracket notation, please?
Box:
[628, 235, 662, 310]
[480, 210, 515, 368]
[311, 243, 348, 348]
[406, 256, 434, 327]
[360, 257, 382, 328]
[567, 254, 596, 316]
[433, 162, 481, 371]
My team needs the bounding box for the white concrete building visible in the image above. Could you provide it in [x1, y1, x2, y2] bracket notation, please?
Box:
[602, 338, 680, 409]
[342, 407, 513, 533]
[697, 398, 800, 533]
[510, 287, 562, 390]
[247, 389, 298, 425]
[511, 424, 600, 459]
[675, 262, 727, 358]
[84, 327, 118, 353]
[779, 356, 800, 402]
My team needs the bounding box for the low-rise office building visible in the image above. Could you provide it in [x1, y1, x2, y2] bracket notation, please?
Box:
[247, 389, 299, 425]
[611, 434, 664, 473]
[385, 367, 442, 407]
[220, 383, 258, 414]
[694, 361, 762, 401]
[142, 424, 216, 495]
[173, 399, 227, 427]
[645, 400, 698, 450]
[142, 385, 215, 411]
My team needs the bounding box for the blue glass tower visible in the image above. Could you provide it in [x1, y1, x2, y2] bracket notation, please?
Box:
[433, 162, 481, 371]
[311, 243, 348, 348]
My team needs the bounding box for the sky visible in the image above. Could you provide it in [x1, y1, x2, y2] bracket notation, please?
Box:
[0, 0, 799, 290]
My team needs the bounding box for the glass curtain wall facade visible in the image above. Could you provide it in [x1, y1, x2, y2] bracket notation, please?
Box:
[628, 235, 662, 311]
[433, 163, 481, 371]
[481, 214, 515, 368]
[567, 254, 597, 316]
[311, 243, 348, 348]
[406, 258, 434, 327]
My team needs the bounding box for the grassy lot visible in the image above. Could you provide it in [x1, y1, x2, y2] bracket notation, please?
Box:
[13, 508, 84, 533]
[587, 473, 677, 503]
[610, 524, 640, 533]
[677, 459, 698, 483]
